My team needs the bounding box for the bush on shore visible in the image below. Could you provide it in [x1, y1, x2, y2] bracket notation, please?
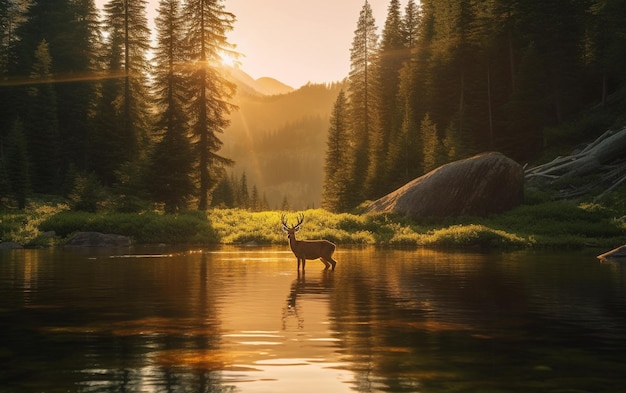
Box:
[1, 195, 623, 250]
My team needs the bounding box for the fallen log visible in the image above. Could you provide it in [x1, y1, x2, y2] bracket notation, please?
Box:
[525, 128, 626, 200]
[597, 244, 626, 261]
[526, 128, 626, 180]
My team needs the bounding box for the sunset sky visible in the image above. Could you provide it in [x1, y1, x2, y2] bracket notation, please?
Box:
[95, 0, 393, 88]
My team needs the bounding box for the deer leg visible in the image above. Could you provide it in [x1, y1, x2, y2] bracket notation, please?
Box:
[301, 258, 306, 271]
[324, 257, 337, 271]
[320, 258, 330, 270]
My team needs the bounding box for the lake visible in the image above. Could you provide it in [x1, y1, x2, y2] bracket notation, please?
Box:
[1, 246, 625, 393]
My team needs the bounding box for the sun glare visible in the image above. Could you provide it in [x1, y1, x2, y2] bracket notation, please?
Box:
[219, 52, 239, 68]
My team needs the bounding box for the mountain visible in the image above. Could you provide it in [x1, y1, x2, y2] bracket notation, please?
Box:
[255, 77, 294, 96]
[220, 68, 345, 209]
[220, 65, 295, 96]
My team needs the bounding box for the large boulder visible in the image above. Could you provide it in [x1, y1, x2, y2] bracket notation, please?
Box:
[65, 232, 131, 247]
[367, 152, 524, 218]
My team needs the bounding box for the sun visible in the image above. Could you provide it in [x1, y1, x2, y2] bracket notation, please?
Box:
[219, 51, 239, 68]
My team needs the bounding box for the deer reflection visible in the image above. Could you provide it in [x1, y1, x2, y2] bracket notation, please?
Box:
[282, 271, 334, 330]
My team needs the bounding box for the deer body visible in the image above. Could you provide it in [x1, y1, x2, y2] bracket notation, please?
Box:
[282, 214, 337, 271]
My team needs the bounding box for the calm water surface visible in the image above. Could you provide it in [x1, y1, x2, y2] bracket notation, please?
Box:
[1, 246, 625, 393]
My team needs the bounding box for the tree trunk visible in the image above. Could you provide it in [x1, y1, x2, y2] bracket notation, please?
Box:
[525, 128, 626, 180]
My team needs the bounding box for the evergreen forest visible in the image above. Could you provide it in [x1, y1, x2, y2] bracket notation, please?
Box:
[1, 0, 626, 215]
[322, 0, 626, 212]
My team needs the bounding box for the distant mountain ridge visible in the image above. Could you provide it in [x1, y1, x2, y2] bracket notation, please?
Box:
[220, 66, 345, 209]
[220, 65, 295, 96]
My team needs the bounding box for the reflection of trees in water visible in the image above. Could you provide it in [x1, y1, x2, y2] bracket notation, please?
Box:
[324, 249, 529, 392]
[282, 270, 335, 331]
[323, 249, 626, 392]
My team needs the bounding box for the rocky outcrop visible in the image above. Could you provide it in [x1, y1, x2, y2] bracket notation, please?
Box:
[0, 241, 23, 250]
[367, 152, 524, 218]
[65, 232, 131, 247]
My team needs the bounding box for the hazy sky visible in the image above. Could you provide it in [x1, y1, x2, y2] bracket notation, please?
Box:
[95, 0, 394, 88]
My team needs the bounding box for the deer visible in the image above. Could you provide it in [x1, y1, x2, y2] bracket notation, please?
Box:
[281, 213, 337, 271]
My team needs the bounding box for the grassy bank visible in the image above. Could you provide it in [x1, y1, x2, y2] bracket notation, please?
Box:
[2, 195, 624, 250]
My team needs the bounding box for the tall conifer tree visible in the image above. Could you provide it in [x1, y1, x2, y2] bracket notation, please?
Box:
[59, 0, 102, 174]
[322, 90, 351, 212]
[25, 39, 60, 193]
[403, 0, 420, 48]
[149, 0, 195, 213]
[182, 0, 237, 210]
[347, 0, 378, 205]
[366, 0, 407, 198]
[386, 0, 422, 188]
[95, 0, 152, 184]
[5, 118, 30, 208]
[10, 0, 101, 184]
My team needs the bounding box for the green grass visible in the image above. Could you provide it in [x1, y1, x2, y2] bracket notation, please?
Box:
[37, 209, 218, 244]
[2, 194, 624, 250]
[1, 199, 68, 246]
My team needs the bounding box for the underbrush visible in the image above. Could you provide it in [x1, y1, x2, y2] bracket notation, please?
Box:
[482, 201, 625, 249]
[1, 200, 68, 246]
[38, 210, 218, 244]
[2, 195, 624, 250]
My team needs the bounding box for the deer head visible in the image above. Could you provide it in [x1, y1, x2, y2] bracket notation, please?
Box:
[281, 213, 304, 237]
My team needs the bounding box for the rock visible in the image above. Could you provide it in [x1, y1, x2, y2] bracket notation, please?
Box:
[367, 152, 524, 218]
[41, 231, 56, 239]
[597, 245, 626, 261]
[65, 232, 131, 248]
[0, 241, 23, 250]
[243, 241, 259, 247]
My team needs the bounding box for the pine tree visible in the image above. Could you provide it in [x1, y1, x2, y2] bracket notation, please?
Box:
[149, 0, 195, 213]
[95, 0, 152, 184]
[421, 113, 441, 173]
[366, 0, 408, 198]
[403, 0, 420, 48]
[578, 0, 626, 106]
[58, 0, 102, 175]
[518, 0, 586, 124]
[210, 172, 235, 208]
[5, 118, 30, 209]
[1, 0, 28, 77]
[9, 0, 101, 184]
[25, 39, 61, 194]
[237, 171, 249, 209]
[387, 0, 429, 187]
[280, 195, 290, 211]
[182, 0, 237, 210]
[347, 0, 378, 205]
[387, 61, 421, 187]
[322, 90, 351, 212]
[250, 184, 259, 211]
[503, 43, 545, 160]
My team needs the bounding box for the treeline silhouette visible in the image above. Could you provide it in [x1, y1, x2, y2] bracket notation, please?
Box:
[2, 0, 625, 214]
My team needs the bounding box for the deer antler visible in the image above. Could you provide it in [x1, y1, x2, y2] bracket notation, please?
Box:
[280, 213, 305, 231]
[294, 213, 304, 229]
[280, 214, 290, 231]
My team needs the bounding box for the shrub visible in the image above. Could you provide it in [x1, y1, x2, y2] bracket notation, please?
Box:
[424, 224, 530, 249]
[68, 172, 108, 212]
[39, 210, 218, 244]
